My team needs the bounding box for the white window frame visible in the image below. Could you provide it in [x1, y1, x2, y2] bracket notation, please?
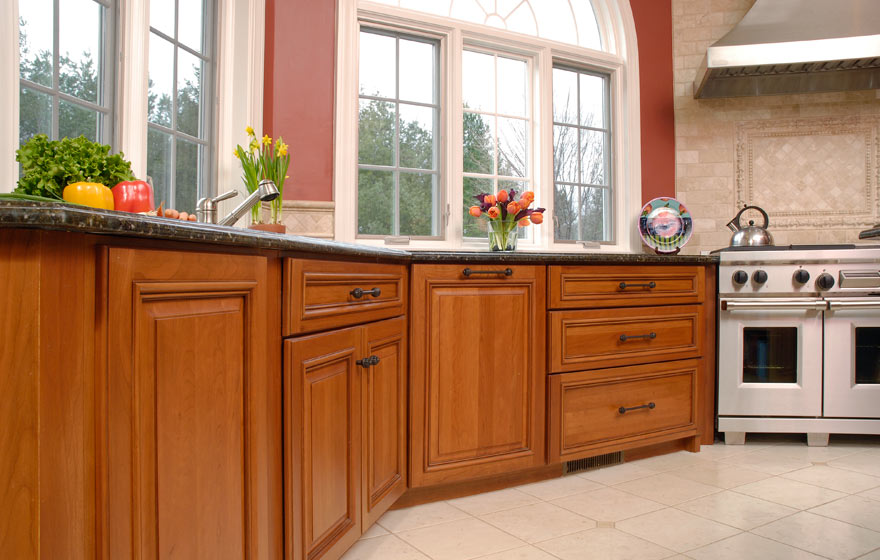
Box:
[3, 0, 265, 226]
[335, 0, 642, 252]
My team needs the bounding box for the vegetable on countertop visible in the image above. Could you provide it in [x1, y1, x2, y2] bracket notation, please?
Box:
[63, 182, 115, 210]
[112, 180, 154, 213]
[15, 134, 135, 200]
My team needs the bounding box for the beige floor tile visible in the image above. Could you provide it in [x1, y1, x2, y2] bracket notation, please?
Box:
[616, 508, 739, 552]
[471, 545, 558, 560]
[675, 490, 797, 530]
[830, 452, 880, 478]
[753, 511, 880, 560]
[855, 549, 880, 560]
[578, 462, 656, 485]
[772, 443, 869, 463]
[720, 448, 813, 475]
[734, 477, 846, 510]
[396, 518, 526, 560]
[536, 528, 675, 560]
[809, 495, 880, 532]
[479, 502, 596, 543]
[377, 501, 473, 533]
[695, 442, 776, 460]
[447, 488, 541, 516]
[632, 451, 715, 473]
[516, 474, 603, 501]
[341, 534, 431, 560]
[361, 523, 390, 539]
[861, 486, 880, 502]
[667, 460, 771, 489]
[782, 465, 880, 494]
[685, 532, 825, 560]
[614, 473, 721, 506]
[551, 486, 665, 522]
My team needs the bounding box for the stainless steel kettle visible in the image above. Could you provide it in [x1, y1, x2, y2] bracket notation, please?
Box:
[727, 205, 774, 247]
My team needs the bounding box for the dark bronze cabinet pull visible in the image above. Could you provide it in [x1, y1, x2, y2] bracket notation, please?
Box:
[462, 267, 513, 277]
[356, 355, 380, 368]
[619, 402, 655, 414]
[350, 287, 381, 298]
[619, 332, 656, 342]
[619, 281, 656, 290]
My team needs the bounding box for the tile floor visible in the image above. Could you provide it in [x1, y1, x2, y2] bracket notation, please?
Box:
[342, 435, 880, 560]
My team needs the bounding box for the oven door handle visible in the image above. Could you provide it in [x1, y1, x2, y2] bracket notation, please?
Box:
[827, 299, 880, 310]
[721, 300, 827, 311]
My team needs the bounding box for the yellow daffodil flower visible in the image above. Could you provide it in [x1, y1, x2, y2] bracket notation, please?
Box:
[278, 142, 288, 156]
[245, 126, 255, 136]
[262, 134, 271, 146]
[249, 138, 259, 152]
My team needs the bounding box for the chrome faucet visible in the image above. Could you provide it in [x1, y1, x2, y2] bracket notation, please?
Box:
[196, 179, 280, 226]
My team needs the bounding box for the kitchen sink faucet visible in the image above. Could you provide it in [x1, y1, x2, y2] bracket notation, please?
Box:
[196, 179, 280, 225]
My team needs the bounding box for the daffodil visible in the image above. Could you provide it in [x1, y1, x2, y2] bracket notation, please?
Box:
[245, 126, 255, 136]
[249, 138, 259, 152]
[262, 134, 271, 146]
[278, 142, 288, 157]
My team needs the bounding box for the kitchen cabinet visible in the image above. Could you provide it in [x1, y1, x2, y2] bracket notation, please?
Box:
[409, 264, 546, 487]
[284, 309, 407, 560]
[104, 247, 278, 558]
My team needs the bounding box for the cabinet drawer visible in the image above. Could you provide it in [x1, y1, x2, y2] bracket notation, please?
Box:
[549, 360, 698, 462]
[549, 305, 702, 372]
[284, 259, 407, 335]
[549, 265, 704, 309]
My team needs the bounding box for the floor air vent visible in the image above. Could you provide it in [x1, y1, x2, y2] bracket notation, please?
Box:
[564, 451, 624, 474]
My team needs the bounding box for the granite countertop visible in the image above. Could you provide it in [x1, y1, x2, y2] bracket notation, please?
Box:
[0, 200, 717, 264]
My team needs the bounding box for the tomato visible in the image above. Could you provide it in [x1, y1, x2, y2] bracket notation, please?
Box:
[112, 180, 155, 213]
[62, 182, 115, 210]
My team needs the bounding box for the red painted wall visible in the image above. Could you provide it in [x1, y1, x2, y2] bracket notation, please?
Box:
[630, 0, 676, 204]
[264, 1, 676, 204]
[264, 0, 336, 202]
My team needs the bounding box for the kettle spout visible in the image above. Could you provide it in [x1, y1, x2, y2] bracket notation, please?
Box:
[726, 218, 741, 233]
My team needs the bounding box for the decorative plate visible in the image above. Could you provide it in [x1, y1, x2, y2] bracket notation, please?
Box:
[638, 197, 693, 253]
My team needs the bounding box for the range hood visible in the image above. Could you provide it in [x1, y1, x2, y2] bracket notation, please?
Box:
[694, 0, 880, 98]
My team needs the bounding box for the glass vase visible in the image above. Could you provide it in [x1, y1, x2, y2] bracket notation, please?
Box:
[488, 220, 518, 251]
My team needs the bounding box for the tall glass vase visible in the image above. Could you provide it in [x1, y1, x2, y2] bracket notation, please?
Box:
[488, 220, 518, 251]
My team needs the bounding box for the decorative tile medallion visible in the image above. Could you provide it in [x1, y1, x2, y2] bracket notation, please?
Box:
[735, 116, 879, 228]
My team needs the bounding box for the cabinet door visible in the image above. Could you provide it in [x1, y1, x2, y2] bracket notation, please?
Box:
[361, 317, 408, 528]
[105, 248, 274, 559]
[285, 329, 361, 560]
[410, 265, 546, 487]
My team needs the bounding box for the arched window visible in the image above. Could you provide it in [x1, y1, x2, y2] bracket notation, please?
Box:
[334, 0, 641, 252]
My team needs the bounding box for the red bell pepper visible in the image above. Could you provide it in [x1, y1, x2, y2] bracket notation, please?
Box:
[112, 180, 155, 213]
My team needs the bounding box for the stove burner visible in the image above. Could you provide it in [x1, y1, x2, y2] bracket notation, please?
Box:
[711, 244, 857, 254]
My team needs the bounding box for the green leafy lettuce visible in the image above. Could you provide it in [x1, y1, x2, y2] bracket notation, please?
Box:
[15, 134, 135, 199]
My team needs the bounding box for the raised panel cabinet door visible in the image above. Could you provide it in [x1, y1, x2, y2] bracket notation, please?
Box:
[105, 248, 273, 559]
[361, 317, 407, 528]
[410, 265, 546, 487]
[285, 329, 361, 560]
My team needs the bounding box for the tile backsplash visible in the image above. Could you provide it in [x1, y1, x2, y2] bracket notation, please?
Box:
[672, 0, 880, 253]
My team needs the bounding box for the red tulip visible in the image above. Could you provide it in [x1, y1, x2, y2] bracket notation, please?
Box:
[496, 190, 509, 203]
[507, 201, 519, 215]
[518, 217, 530, 227]
[469, 206, 482, 217]
[530, 212, 544, 224]
[487, 206, 500, 219]
[484, 194, 496, 205]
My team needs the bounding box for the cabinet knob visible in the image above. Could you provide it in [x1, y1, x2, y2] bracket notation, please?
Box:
[350, 287, 381, 299]
[356, 355, 380, 368]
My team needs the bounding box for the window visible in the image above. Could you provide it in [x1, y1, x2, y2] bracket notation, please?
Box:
[147, 0, 214, 213]
[552, 66, 611, 243]
[357, 29, 440, 238]
[337, 0, 641, 252]
[18, 0, 114, 145]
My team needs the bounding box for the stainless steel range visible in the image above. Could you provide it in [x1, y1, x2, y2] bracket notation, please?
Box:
[717, 244, 880, 446]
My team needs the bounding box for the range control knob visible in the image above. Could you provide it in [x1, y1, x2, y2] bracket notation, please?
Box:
[816, 273, 835, 291]
[753, 270, 768, 284]
[732, 270, 749, 285]
[793, 269, 810, 284]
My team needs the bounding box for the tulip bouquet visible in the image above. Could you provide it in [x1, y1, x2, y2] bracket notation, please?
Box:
[235, 126, 290, 224]
[469, 189, 545, 251]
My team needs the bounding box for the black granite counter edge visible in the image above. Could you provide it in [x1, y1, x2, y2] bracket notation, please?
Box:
[0, 201, 718, 265]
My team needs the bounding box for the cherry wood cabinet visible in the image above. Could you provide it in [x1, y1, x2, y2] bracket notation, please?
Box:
[285, 317, 407, 560]
[409, 264, 546, 487]
[104, 247, 278, 559]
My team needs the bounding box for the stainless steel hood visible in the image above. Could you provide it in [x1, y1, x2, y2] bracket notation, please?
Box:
[694, 0, 880, 98]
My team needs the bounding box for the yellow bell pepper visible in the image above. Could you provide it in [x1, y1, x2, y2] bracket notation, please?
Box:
[62, 182, 115, 210]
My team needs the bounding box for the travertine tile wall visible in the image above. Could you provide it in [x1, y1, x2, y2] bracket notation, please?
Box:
[672, 0, 880, 254]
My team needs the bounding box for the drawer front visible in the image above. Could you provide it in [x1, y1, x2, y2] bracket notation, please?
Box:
[284, 259, 407, 335]
[550, 305, 703, 372]
[549, 265, 704, 309]
[549, 360, 698, 462]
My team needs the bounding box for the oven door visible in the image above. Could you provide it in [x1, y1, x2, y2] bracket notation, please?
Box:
[718, 298, 825, 417]
[824, 299, 880, 418]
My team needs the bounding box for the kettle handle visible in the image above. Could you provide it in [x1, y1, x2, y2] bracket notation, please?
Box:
[732, 204, 770, 230]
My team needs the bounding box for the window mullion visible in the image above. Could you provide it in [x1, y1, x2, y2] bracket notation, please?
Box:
[51, 0, 60, 141]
